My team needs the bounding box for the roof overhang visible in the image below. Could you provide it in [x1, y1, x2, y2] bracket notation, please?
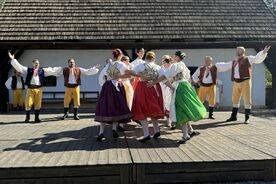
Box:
[0, 39, 276, 49]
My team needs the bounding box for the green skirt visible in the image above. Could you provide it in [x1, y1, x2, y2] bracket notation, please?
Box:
[174, 81, 207, 125]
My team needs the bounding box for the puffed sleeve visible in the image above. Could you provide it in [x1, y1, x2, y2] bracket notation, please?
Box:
[163, 63, 178, 80]
[5, 77, 12, 89]
[43, 67, 63, 77]
[98, 64, 108, 86]
[248, 50, 267, 64]
[79, 67, 99, 75]
[10, 59, 27, 74]
[215, 61, 232, 72]
[192, 67, 200, 83]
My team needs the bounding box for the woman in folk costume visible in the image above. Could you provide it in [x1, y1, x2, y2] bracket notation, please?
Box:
[149, 51, 207, 144]
[127, 51, 164, 143]
[130, 48, 145, 91]
[121, 56, 134, 110]
[95, 49, 132, 141]
[160, 55, 174, 129]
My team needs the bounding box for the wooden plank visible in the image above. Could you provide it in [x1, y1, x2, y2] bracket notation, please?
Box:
[264, 160, 276, 181]
[136, 164, 145, 184]
[120, 165, 132, 184]
[0, 165, 121, 179]
[0, 175, 121, 184]
[144, 161, 266, 174]
[169, 131, 205, 162]
[38, 125, 73, 167]
[145, 170, 265, 184]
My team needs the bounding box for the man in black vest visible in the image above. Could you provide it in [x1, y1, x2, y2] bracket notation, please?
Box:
[8, 51, 63, 123]
[5, 70, 25, 111]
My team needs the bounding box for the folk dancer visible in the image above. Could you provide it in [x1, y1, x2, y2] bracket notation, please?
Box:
[149, 51, 207, 144]
[216, 46, 270, 124]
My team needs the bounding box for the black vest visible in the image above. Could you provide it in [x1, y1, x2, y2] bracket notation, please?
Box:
[25, 68, 45, 86]
[11, 76, 25, 90]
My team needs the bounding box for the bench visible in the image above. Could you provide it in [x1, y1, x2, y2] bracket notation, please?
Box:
[43, 91, 99, 101]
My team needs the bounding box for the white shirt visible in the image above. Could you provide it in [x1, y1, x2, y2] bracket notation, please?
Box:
[65, 67, 99, 84]
[10, 59, 99, 85]
[133, 61, 162, 76]
[5, 76, 23, 89]
[215, 50, 267, 79]
[163, 61, 190, 83]
[11, 59, 63, 86]
[98, 61, 127, 89]
[130, 58, 145, 69]
[192, 66, 215, 84]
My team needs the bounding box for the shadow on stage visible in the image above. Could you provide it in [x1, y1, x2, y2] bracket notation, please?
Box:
[3, 124, 181, 153]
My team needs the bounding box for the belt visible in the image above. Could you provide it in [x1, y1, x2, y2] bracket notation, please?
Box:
[66, 84, 79, 88]
[234, 78, 250, 83]
[201, 83, 214, 87]
[28, 85, 42, 89]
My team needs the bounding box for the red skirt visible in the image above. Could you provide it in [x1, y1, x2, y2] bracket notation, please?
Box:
[131, 81, 164, 120]
[132, 77, 140, 91]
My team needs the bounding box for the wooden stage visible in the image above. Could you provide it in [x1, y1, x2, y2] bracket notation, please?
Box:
[0, 111, 275, 184]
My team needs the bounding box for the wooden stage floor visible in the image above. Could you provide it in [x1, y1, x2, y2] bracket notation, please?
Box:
[0, 111, 275, 184]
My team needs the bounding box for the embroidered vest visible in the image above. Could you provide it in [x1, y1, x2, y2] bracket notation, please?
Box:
[199, 65, 217, 84]
[231, 56, 252, 81]
[63, 67, 81, 87]
[107, 63, 121, 79]
[25, 68, 45, 86]
[11, 76, 25, 90]
[139, 63, 159, 81]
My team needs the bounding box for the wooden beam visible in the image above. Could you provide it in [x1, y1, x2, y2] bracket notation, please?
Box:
[0, 40, 276, 50]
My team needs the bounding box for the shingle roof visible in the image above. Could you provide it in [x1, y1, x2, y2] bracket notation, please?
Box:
[0, 0, 275, 41]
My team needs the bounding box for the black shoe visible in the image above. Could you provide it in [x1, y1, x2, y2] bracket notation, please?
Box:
[244, 109, 250, 124]
[62, 108, 69, 120]
[25, 111, 30, 123]
[73, 108, 80, 120]
[74, 116, 80, 120]
[97, 134, 105, 141]
[112, 130, 119, 138]
[244, 114, 250, 124]
[177, 136, 190, 144]
[170, 125, 176, 130]
[208, 107, 215, 119]
[25, 117, 30, 123]
[208, 115, 215, 119]
[134, 120, 141, 125]
[117, 125, 127, 132]
[153, 132, 161, 139]
[226, 116, 237, 122]
[34, 110, 41, 123]
[62, 114, 69, 120]
[189, 131, 200, 138]
[139, 135, 151, 143]
[226, 108, 238, 122]
[34, 118, 41, 123]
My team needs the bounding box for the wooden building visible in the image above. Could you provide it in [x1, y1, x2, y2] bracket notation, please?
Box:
[0, 0, 276, 111]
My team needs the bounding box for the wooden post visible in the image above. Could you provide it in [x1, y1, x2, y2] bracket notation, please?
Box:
[257, 45, 276, 108]
[0, 49, 11, 112]
[268, 46, 276, 108]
